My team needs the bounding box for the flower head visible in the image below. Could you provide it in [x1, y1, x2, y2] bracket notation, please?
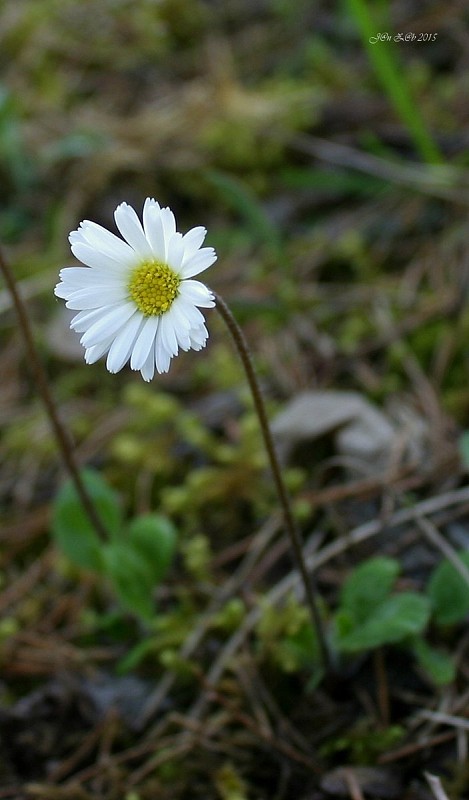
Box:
[54, 198, 217, 380]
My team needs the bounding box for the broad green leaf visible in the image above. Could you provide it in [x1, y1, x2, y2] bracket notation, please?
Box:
[103, 541, 155, 621]
[127, 513, 177, 585]
[427, 552, 469, 625]
[340, 557, 400, 624]
[52, 469, 121, 572]
[412, 639, 455, 686]
[339, 593, 430, 653]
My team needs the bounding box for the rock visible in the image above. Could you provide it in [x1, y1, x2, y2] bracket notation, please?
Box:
[272, 390, 396, 469]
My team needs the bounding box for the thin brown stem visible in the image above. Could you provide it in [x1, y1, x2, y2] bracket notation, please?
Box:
[214, 292, 332, 674]
[0, 245, 109, 541]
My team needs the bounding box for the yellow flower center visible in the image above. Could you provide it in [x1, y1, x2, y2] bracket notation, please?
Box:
[128, 260, 181, 316]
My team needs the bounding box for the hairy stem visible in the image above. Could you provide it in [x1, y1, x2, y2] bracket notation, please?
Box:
[0, 245, 109, 541]
[214, 292, 331, 673]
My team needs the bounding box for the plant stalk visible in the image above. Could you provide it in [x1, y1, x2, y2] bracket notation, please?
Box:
[0, 245, 109, 541]
[214, 292, 331, 673]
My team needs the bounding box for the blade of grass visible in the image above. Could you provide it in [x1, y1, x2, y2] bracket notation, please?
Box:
[345, 0, 442, 164]
[280, 165, 386, 196]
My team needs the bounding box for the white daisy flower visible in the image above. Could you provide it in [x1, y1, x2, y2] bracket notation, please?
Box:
[54, 198, 217, 381]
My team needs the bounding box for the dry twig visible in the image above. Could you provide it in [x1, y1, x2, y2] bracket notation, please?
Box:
[425, 772, 451, 800]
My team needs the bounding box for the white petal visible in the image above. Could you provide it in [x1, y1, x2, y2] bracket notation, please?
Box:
[143, 198, 161, 236]
[175, 325, 191, 351]
[180, 247, 217, 279]
[168, 296, 193, 330]
[70, 241, 131, 273]
[106, 313, 145, 373]
[72, 221, 136, 264]
[130, 315, 160, 371]
[114, 202, 153, 258]
[159, 313, 179, 357]
[189, 324, 209, 350]
[84, 336, 115, 364]
[57, 266, 90, 286]
[140, 343, 156, 382]
[80, 302, 137, 348]
[142, 201, 166, 259]
[181, 226, 206, 263]
[55, 282, 72, 299]
[155, 332, 172, 374]
[179, 280, 215, 308]
[166, 233, 184, 271]
[160, 207, 176, 257]
[57, 267, 125, 288]
[171, 295, 205, 327]
[65, 286, 128, 310]
[70, 307, 110, 332]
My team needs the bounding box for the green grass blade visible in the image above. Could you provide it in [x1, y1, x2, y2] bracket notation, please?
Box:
[205, 169, 282, 252]
[345, 0, 442, 164]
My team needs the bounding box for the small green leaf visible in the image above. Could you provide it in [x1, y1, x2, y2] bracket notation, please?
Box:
[52, 469, 121, 572]
[333, 609, 355, 640]
[427, 552, 469, 625]
[103, 541, 155, 621]
[412, 639, 455, 686]
[127, 513, 177, 585]
[283, 621, 321, 670]
[339, 593, 430, 653]
[340, 557, 400, 624]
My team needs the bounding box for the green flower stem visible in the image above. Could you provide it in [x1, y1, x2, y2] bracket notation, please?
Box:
[214, 292, 331, 674]
[0, 245, 109, 542]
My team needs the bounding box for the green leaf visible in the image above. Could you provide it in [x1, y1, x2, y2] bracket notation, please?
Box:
[427, 552, 469, 625]
[52, 469, 121, 572]
[127, 513, 177, 585]
[412, 639, 455, 686]
[333, 609, 355, 639]
[281, 621, 328, 690]
[339, 593, 431, 653]
[283, 621, 321, 670]
[103, 541, 156, 621]
[340, 557, 400, 624]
